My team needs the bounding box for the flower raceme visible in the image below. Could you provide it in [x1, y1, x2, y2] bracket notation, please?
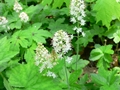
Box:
[0, 16, 10, 31]
[13, 1, 29, 23]
[35, 30, 72, 78]
[35, 43, 57, 78]
[70, 0, 86, 36]
[0, 16, 8, 26]
[70, 0, 86, 25]
[13, 0, 23, 13]
[19, 12, 29, 23]
[52, 30, 72, 56]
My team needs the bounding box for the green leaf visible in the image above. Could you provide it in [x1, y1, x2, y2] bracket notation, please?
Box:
[91, 73, 107, 85]
[72, 59, 89, 70]
[113, 30, 120, 43]
[93, 0, 120, 28]
[0, 76, 4, 89]
[0, 37, 18, 71]
[64, 0, 70, 8]
[41, 0, 53, 6]
[52, 0, 64, 8]
[8, 62, 61, 90]
[23, 23, 52, 43]
[4, 0, 14, 7]
[76, 31, 93, 47]
[85, 0, 96, 3]
[3, 78, 13, 90]
[25, 5, 39, 14]
[100, 83, 120, 90]
[100, 45, 114, 54]
[89, 48, 103, 61]
[24, 43, 36, 62]
[90, 45, 113, 69]
[0, 63, 7, 72]
[69, 69, 83, 85]
[11, 30, 29, 48]
[79, 74, 88, 84]
[103, 54, 112, 63]
[10, 20, 22, 29]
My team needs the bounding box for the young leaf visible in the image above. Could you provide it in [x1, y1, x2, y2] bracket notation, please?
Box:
[89, 45, 114, 69]
[89, 48, 103, 61]
[113, 30, 120, 43]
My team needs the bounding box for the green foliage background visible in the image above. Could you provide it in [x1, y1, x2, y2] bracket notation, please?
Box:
[1, 0, 120, 90]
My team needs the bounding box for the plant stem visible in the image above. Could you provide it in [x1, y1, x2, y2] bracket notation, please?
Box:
[76, 33, 79, 70]
[63, 57, 70, 90]
[116, 43, 119, 54]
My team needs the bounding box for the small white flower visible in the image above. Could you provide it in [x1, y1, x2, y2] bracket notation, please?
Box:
[66, 57, 72, 63]
[78, 16, 83, 21]
[70, 17, 76, 23]
[77, 28, 82, 33]
[81, 19, 86, 26]
[46, 71, 57, 78]
[73, 26, 78, 31]
[19, 12, 29, 22]
[13, 1, 23, 13]
[52, 30, 72, 55]
[70, 34, 74, 39]
[82, 31, 85, 37]
[35, 60, 40, 66]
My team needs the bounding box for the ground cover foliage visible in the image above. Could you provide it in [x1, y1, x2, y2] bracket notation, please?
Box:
[1, 0, 120, 90]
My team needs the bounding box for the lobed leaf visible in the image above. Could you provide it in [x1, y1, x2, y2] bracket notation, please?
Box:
[8, 62, 61, 90]
[93, 0, 120, 28]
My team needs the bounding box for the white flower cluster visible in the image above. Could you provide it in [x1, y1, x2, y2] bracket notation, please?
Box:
[70, 0, 86, 36]
[19, 12, 29, 23]
[13, 0, 23, 13]
[0, 16, 10, 31]
[35, 43, 57, 78]
[0, 16, 8, 26]
[52, 30, 72, 56]
[13, 1, 29, 23]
